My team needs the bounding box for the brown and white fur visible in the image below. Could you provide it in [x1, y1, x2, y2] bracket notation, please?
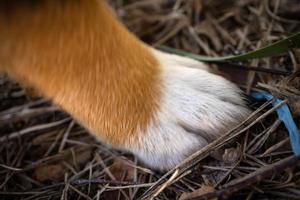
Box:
[0, 0, 250, 170]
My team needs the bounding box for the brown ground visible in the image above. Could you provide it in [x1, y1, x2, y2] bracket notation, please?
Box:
[1, 0, 300, 199]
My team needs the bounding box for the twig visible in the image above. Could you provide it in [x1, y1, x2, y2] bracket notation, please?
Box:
[141, 100, 280, 199]
[59, 120, 75, 152]
[0, 118, 71, 142]
[189, 156, 300, 200]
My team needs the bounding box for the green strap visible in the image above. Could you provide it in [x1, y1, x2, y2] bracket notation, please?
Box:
[156, 32, 300, 62]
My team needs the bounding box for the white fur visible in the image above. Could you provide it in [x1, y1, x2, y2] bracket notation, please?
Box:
[127, 50, 250, 171]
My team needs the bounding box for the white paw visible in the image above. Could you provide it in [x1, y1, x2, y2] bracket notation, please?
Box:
[128, 50, 250, 171]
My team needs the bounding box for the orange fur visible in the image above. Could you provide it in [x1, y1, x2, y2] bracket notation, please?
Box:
[0, 0, 161, 147]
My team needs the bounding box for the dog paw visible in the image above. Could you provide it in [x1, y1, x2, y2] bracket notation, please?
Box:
[127, 50, 250, 170]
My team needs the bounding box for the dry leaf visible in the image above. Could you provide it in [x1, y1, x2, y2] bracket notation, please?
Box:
[34, 164, 65, 181]
[108, 158, 135, 182]
[34, 147, 92, 181]
[222, 147, 241, 165]
[179, 185, 217, 200]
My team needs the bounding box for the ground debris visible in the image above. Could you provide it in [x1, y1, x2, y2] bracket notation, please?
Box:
[1, 0, 300, 199]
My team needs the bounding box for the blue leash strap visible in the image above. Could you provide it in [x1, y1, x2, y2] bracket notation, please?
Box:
[251, 91, 300, 155]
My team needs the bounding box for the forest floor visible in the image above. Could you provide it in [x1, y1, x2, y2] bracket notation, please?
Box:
[1, 0, 300, 199]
